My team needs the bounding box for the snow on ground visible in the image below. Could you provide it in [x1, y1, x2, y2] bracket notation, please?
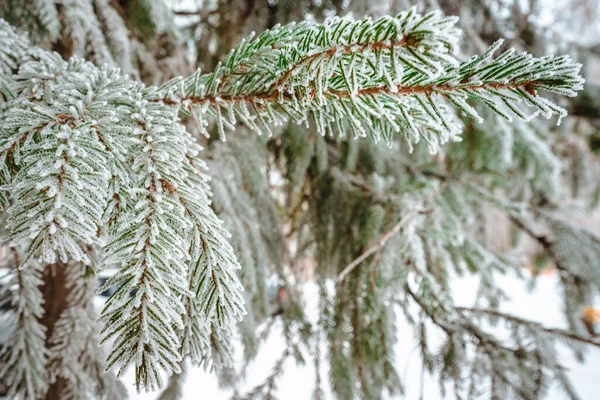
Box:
[125, 270, 600, 399]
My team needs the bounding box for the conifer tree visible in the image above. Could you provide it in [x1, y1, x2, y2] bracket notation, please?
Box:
[0, 1, 599, 399]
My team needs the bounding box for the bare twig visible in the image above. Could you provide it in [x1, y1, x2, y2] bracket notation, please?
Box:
[457, 306, 600, 348]
[172, 8, 219, 19]
[508, 214, 570, 274]
[337, 208, 434, 282]
[405, 284, 455, 335]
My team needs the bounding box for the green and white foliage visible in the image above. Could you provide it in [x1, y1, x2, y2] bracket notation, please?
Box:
[0, 0, 59, 45]
[99, 93, 193, 389]
[0, 248, 48, 400]
[0, 0, 183, 83]
[307, 145, 599, 399]
[0, 18, 30, 104]
[0, 2, 599, 400]
[0, 20, 244, 396]
[160, 9, 582, 154]
[2, 54, 118, 266]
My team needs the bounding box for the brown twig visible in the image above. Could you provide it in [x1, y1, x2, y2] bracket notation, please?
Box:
[457, 306, 600, 348]
[160, 80, 538, 107]
[274, 38, 411, 89]
[405, 284, 455, 335]
[337, 208, 434, 282]
[508, 214, 574, 275]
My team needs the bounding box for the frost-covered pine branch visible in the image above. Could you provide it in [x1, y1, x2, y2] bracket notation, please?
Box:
[0, 19, 244, 395]
[405, 277, 600, 400]
[158, 10, 583, 153]
[0, 249, 48, 400]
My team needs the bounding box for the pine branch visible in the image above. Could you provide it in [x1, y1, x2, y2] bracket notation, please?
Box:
[1, 56, 122, 266]
[163, 78, 569, 108]
[98, 91, 244, 390]
[155, 11, 582, 152]
[176, 155, 245, 367]
[0, 19, 30, 103]
[406, 280, 587, 399]
[99, 98, 191, 391]
[0, 249, 49, 399]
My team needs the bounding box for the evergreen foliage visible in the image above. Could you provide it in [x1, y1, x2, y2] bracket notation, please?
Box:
[0, 1, 599, 399]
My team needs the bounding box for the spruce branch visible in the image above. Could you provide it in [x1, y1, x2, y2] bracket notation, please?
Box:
[0, 249, 49, 400]
[405, 284, 455, 335]
[98, 91, 245, 390]
[406, 279, 591, 400]
[155, 11, 582, 153]
[1, 56, 124, 266]
[99, 97, 190, 391]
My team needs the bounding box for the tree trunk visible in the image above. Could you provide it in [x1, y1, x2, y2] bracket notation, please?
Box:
[39, 261, 69, 400]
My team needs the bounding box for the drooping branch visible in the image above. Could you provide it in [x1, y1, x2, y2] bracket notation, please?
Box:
[457, 306, 600, 348]
[405, 279, 596, 399]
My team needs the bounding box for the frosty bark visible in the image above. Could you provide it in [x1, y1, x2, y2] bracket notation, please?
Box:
[39, 261, 69, 400]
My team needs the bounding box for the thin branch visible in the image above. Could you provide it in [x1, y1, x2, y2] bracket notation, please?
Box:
[405, 284, 455, 335]
[337, 208, 434, 282]
[161, 80, 540, 107]
[509, 214, 575, 276]
[274, 38, 412, 89]
[173, 9, 217, 18]
[509, 215, 554, 251]
[457, 306, 600, 348]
